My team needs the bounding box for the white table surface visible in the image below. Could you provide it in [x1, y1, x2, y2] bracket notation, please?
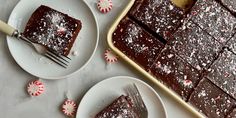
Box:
[0, 0, 197, 118]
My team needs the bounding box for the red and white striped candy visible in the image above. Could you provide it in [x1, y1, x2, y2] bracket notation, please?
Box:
[183, 80, 193, 87]
[27, 80, 44, 96]
[61, 99, 78, 116]
[104, 49, 118, 63]
[97, 0, 113, 13]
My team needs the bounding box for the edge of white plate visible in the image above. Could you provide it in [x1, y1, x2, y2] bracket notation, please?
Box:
[6, 0, 99, 79]
[77, 76, 167, 118]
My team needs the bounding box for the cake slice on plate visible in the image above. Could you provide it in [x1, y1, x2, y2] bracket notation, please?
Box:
[23, 5, 82, 56]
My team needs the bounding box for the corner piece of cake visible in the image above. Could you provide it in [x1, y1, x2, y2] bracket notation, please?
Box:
[129, 0, 186, 41]
[112, 17, 165, 70]
[23, 5, 82, 56]
[189, 78, 236, 118]
[95, 95, 138, 118]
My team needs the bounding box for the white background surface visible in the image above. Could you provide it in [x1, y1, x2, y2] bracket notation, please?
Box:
[0, 0, 196, 118]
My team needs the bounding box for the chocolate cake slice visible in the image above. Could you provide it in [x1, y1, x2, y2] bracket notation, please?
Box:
[188, 0, 236, 44]
[129, 0, 186, 40]
[169, 20, 222, 72]
[150, 46, 201, 101]
[23, 5, 82, 56]
[207, 48, 236, 99]
[189, 78, 236, 118]
[112, 17, 164, 70]
[95, 95, 138, 118]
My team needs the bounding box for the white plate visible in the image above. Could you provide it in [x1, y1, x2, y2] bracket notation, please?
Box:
[77, 76, 167, 118]
[7, 0, 99, 79]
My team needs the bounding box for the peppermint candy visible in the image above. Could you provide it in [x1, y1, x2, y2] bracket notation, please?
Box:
[183, 80, 193, 87]
[27, 80, 44, 96]
[61, 99, 78, 116]
[104, 49, 118, 63]
[97, 0, 113, 13]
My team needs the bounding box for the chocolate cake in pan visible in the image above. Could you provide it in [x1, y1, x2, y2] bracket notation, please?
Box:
[110, 0, 236, 117]
[188, 0, 236, 44]
[112, 17, 165, 70]
[23, 5, 82, 56]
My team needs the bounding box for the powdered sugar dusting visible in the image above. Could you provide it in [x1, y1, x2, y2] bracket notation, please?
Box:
[154, 61, 171, 74]
[150, 0, 162, 8]
[32, 12, 71, 52]
[112, 17, 164, 69]
[198, 90, 206, 97]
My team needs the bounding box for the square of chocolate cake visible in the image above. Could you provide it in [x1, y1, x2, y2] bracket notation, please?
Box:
[129, 0, 185, 40]
[95, 95, 138, 118]
[219, 0, 236, 14]
[189, 78, 236, 118]
[149, 46, 201, 100]
[207, 48, 236, 99]
[169, 20, 222, 72]
[227, 108, 236, 118]
[23, 5, 82, 56]
[189, 0, 236, 44]
[112, 17, 165, 70]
